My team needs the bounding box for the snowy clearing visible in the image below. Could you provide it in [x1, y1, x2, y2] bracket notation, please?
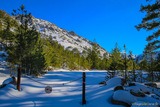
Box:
[0, 69, 160, 107]
[0, 71, 124, 107]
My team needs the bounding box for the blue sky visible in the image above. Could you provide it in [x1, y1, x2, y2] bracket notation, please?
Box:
[0, 0, 150, 55]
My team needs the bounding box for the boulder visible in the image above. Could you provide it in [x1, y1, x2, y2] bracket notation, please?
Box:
[129, 83, 136, 86]
[114, 86, 124, 91]
[130, 89, 146, 97]
[99, 81, 106, 85]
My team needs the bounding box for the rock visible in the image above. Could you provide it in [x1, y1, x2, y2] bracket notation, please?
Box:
[130, 89, 145, 97]
[111, 97, 130, 107]
[114, 86, 124, 91]
[129, 83, 136, 86]
[99, 81, 106, 85]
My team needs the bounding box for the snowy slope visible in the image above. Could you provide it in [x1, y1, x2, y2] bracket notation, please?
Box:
[30, 17, 108, 57]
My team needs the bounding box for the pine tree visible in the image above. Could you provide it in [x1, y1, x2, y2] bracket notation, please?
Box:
[0, 10, 17, 47]
[139, 58, 149, 82]
[10, 5, 45, 74]
[144, 43, 156, 81]
[11, 5, 33, 66]
[123, 45, 127, 82]
[136, 0, 160, 52]
[9, 5, 43, 90]
[155, 53, 160, 71]
[31, 38, 45, 75]
[87, 42, 100, 69]
[109, 43, 122, 76]
[128, 51, 136, 81]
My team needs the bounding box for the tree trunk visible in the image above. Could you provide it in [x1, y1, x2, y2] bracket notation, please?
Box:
[17, 66, 21, 91]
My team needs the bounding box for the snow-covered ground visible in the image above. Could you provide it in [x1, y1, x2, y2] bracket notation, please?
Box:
[0, 71, 124, 107]
[0, 71, 160, 107]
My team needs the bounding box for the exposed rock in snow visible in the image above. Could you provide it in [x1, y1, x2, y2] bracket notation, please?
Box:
[126, 82, 151, 93]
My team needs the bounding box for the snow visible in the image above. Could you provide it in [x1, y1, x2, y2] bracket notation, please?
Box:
[113, 90, 137, 105]
[2, 77, 13, 85]
[0, 71, 124, 107]
[131, 101, 159, 107]
[126, 82, 151, 93]
[113, 89, 160, 106]
[0, 70, 160, 107]
[106, 76, 123, 87]
[0, 62, 159, 107]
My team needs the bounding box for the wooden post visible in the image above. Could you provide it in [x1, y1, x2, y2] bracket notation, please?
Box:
[17, 66, 21, 91]
[82, 72, 86, 105]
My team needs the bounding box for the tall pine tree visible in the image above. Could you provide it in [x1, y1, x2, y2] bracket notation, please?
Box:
[109, 43, 122, 76]
[136, 0, 160, 52]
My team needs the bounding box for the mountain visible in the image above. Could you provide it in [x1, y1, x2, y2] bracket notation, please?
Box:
[30, 17, 108, 57]
[135, 51, 160, 63]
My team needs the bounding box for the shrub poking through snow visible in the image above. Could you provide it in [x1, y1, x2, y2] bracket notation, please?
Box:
[145, 91, 150, 95]
[114, 86, 124, 91]
[121, 78, 125, 86]
[144, 82, 157, 88]
[151, 94, 160, 100]
[130, 89, 145, 97]
[129, 83, 136, 86]
[126, 82, 151, 94]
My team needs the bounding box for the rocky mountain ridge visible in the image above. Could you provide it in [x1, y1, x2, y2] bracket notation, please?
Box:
[30, 17, 108, 57]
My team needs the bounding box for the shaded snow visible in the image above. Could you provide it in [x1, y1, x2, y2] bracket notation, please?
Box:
[106, 76, 123, 87]
[0, 71, 123, 107]
[2, 77, 13, 85]
[113, 90, 137, 105]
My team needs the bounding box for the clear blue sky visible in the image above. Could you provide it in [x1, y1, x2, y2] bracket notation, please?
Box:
[0, 0, 150, 55]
